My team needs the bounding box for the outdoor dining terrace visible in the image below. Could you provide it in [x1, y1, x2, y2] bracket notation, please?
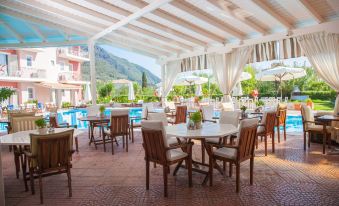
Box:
[1, 125, 338, 205]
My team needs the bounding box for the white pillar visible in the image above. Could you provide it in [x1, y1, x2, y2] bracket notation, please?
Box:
[88, 40, 97, 105]
[0, 146, 5, 206]
[161, 64, 166, 107]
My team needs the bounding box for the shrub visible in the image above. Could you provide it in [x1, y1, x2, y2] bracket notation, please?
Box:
[301, 91, 337, 101]
[61, 102, 72, 108]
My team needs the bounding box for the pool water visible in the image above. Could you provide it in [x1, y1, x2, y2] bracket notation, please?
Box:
[0, 108, 303, 133]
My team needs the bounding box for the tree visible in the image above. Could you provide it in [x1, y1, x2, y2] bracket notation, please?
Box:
[0, 88, 15, 103]
[142, 72, 148, 89]
[98, 83, 113, 98]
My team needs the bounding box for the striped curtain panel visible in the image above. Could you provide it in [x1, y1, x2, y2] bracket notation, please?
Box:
[279, 37, 304, 59]
[180, 54, 207, 72]
[248, 37, 304, 63]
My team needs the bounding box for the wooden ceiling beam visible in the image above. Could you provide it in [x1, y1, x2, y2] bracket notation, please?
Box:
[207, 0, 268, 35]
[170, 0, 245, 40]
[67, 0, 196, 50]
[0, 20, 24, 42]
[91, 0, 172, 40]
[252, 0, 294, 29]
[121, 0, 226, 43]
[114, 30, 182, 54]
[28, 24, 47, 42]
[298, 0, 325, 23]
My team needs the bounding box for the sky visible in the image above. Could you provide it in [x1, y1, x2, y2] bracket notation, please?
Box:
[100, 44, 312, 81]
[100, 45, 161, 78]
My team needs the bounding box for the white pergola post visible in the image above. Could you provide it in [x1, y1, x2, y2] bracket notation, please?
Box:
[88, 40, 97, 105]
[161, 64, 166, 107]
[0, 146, 4, 206]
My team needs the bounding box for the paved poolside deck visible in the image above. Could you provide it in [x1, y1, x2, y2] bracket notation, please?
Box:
[1, 129, 339, 206]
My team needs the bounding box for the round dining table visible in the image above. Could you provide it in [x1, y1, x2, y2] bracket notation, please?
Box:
[78, 116, 110, 150]
[0, 128, 84, 146]
[165, 122, 238, 184]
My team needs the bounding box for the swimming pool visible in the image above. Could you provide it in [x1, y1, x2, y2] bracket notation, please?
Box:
[0, 108, 303, 133]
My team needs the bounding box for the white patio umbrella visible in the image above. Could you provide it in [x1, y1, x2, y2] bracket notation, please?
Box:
[240, 72, 252, 81]
[128, 82, 135, 101]
[195, 84, 203, 96]
[174, 75, 208, 86]
[255, 66, 306, 97]
[84, 83, 92, 103]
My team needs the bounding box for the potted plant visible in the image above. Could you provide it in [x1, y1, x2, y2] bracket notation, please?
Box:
[35, 119, 47, 134]
[306, 98, 313, 108]
[240, 105, 247, 118]
[99, 105, 106, 117]
[255, 100, 265, 112]
[293, 100, 301, 110]
[189, 111, 202, 130]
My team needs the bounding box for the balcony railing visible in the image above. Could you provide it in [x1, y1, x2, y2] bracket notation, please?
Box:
[57, 47, 89, 59]
[0, 67, 46, 79]
[58, 71, 80, 82]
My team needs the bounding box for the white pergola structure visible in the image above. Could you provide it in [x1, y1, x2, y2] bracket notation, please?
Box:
[0, 0, 339, 105]
[0, 0, 339, 203]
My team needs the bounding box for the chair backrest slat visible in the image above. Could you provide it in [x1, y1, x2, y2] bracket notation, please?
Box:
[110, 115, 129, 135]
[237, 119, 258, 161]
[12, 116, 42, 133]
[263, 111, 276, 135]
[175, 105, 187, 124]
[30, 130, 74, 171]
[141, 129, 167, 164]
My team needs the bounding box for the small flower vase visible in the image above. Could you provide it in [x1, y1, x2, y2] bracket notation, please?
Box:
[241, 111, 246, 118]
[100, 112, 105, 118]
[195, 121, 202, 129]
[38, 127, 48, 134]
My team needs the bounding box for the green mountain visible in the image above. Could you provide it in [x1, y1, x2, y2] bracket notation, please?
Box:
[81, 46, 160, 85]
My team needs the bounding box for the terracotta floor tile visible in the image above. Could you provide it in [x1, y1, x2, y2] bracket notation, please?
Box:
[2, 130, 339, 205]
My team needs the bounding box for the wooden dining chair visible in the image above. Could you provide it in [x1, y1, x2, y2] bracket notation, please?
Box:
[130, 104, 149, 143]
[301, 105, 331, 151]
[208, 118, 258, 193]
[168, 105, 187, 124]
[276, 104, 287, 143]
[24, 130, 75, 204]
[201, 105, 216, 123]
[141, 120, 192, 197]
[104, 109, 130, 154]
[256, 111, 276, 156]
[49, 114, 79, 152]
[11, 116, 41, 181]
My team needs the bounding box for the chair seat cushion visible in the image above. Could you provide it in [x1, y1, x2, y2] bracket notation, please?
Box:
[104, 129, 110, 135]
[307, 125, 331, 133]
[214, 147, 237, 160]
[167, 149, 188, 161]
[257, 126, 265, 134]
[167, 137, 179, 145]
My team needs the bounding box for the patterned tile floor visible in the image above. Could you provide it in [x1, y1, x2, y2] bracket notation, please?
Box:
[1, 129, 339, 206]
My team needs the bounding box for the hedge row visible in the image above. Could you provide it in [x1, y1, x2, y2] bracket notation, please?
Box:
[301, 91, 337, 100]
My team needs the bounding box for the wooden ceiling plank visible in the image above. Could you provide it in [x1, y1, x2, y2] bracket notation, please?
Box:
[207, 0, 268, 35]
[170, 0, 245, 40]
[299, 0, 325, 23]
[252, 0, 294, 29]
[121, 0, 226, 43]
[91, 0, 172, 40]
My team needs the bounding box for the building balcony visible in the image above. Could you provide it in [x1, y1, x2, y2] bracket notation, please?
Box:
[0, 67, 47, 82]
[57, 47, 89, 62]
[58, 71, 88, 85]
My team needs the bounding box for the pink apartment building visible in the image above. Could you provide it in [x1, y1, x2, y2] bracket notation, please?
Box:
[0, 46, 89, 108]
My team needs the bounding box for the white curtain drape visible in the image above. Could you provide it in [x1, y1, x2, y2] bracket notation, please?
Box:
[208, 46, 253, 102]
[298, 32, 339, 142]
[161, 60, 181, 103]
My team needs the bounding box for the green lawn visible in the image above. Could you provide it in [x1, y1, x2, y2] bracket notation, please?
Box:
[312, 99, 335, 111]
